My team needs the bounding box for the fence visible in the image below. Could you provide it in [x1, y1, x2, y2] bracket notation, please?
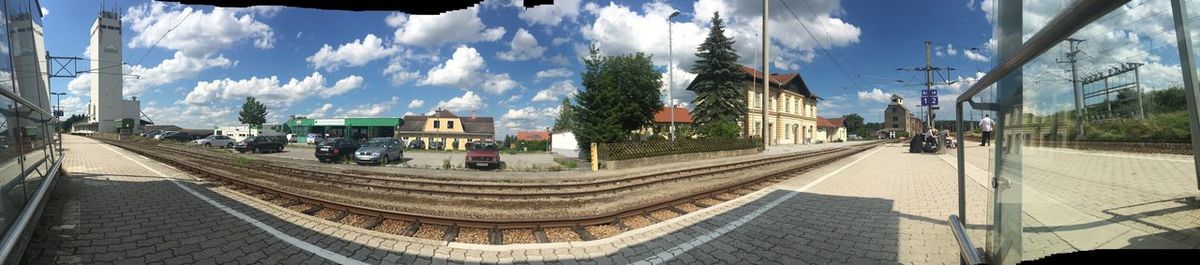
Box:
[596, 137, 763, 161]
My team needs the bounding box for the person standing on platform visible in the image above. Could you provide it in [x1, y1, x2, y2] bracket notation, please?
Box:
[979, 114, 995, 146]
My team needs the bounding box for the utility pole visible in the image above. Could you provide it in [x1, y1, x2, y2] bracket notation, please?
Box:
[898, 41, 954, 131]
[668, 10, 680, 141]
[761, 0, 770, 148]
[1058, 38, 1085, 138]
[924, 41, 933, 130]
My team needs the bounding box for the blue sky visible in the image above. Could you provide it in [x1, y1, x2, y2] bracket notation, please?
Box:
[41, 0, 1002, 135]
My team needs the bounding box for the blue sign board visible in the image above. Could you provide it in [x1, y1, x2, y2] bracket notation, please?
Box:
[921, 96, 939, 106]
[921, 89, 938, 97]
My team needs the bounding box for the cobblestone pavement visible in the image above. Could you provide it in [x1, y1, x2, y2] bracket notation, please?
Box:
[25, 137, 979, 264]
[955, 142, 1199, 261]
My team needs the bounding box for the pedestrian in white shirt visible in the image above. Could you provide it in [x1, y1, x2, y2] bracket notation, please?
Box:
[979, 114, 995, 146]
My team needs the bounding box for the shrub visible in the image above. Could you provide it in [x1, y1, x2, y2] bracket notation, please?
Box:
[596, 137, 762, 161]
[697, 119, 742, 139]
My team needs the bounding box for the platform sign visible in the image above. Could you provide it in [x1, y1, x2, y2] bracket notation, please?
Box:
[921, 96, 939, 106]
[921, 89, 938, 97]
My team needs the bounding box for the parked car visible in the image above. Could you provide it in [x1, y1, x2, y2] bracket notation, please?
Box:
[141, 130, 162, 137]
[160, 132, 197, 142]
[234, 135, 286, 153]
[428, 141, 445, 150]
[354, 137, 403, 165]
[154, 131, 177, 140]
[194, 135, 236, 148]
[407, 139, 425, 149]
[306, 133, 325, 145]
[286, 133, 296, 143]
[315, 137, 360, 163]
[465, 140, 501, 169]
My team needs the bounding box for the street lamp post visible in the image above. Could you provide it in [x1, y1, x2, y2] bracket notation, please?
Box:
[50, 92, 65, 117]
[668, 10, 680, 141]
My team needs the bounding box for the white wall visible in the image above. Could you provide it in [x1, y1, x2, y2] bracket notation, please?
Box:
[216, 125, 282, 142]
[551, 131, 579, 158]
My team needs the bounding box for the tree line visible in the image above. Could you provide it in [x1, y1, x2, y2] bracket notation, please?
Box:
[554, 13, 751, 155]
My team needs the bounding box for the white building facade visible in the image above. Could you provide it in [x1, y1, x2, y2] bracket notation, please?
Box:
[215, 125, 283, 142]
[86, 11, 140, 133]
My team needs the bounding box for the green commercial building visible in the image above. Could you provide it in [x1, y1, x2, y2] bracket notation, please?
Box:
[287, 117, 404, 143]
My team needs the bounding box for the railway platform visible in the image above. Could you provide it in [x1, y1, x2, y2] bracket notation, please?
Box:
[23, 135, 980, 264]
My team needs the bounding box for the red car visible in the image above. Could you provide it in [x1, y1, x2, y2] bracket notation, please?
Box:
[465, 141, 500, 169]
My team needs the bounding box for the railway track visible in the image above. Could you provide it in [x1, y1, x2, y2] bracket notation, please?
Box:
[102, 138, 872, 197]
[98, 137, 882, 244]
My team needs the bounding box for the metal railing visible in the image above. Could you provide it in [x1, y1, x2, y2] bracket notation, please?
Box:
[951, 0, 1133, 263]
[949, 215, 985, 265]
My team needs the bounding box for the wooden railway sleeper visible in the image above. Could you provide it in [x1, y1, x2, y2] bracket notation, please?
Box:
[302, 204, 325, 215]
[401, 220, 422, 237]
[573, 225, 595, 241]
[612, 218, 630, 231]
[533, 226, 550, 243]
[666, 206, 689, 215]
[488, 226, 503, 245]
[443, 224, 460, 242]
[364, 216, 384, 230]
[330, 210, 350, 222]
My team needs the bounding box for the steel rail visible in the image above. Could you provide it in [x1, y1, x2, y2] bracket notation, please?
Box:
[102, 138, 873, 197]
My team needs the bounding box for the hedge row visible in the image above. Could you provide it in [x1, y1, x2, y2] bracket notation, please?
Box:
[596, 137, 763, 161]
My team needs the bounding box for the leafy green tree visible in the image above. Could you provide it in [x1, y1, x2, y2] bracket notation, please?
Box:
[690, 12, 747, 134]
[553, 97, 576, 131]
[574, 45, 664, 158]
[58, 114, 87, 132]
[238, 97, 268, 126]
[841, 113, 864, 136]
[1148, 86, 1187, 114]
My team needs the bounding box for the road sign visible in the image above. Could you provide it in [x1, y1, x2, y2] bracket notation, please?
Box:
[921, 89, 938, 97]
[921, 96, 939, 106]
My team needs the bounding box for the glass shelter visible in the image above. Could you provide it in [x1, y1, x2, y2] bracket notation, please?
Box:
[953, 0, 1200, 264]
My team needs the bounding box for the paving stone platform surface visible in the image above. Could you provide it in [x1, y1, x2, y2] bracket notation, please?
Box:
[22, 136, 997, 264]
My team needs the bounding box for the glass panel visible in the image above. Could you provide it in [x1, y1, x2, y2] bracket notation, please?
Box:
[979, 1, 1200, 263]
[0, 97, 20, 234]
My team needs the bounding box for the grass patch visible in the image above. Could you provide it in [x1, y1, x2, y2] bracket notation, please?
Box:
[553, 157, 578, 169]
[232, 155, 255, 166]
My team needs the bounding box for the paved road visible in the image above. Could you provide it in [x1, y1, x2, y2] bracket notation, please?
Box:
[25, 136, 991, 264]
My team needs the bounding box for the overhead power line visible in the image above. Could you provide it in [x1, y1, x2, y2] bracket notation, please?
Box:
[776, 0, 864, 90]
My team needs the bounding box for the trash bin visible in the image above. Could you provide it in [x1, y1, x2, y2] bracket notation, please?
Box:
[909, 135, 923, 153]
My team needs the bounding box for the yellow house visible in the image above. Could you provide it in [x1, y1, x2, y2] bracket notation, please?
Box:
[688, 65, 821, 145]
[397, 109, 495, 150]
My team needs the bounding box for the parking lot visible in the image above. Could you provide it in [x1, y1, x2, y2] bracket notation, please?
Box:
[248, 143, 572, 171]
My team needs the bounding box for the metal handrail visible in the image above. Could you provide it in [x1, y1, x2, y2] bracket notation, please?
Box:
[953, 0, 1130, 104]
[949, 215, 985, 265]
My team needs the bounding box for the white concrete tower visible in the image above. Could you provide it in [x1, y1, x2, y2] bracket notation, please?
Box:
[88, 11, 123, 132]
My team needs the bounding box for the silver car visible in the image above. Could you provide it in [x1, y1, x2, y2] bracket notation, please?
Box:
[194, 135, 236, 148]
[354, 137, 403, 165]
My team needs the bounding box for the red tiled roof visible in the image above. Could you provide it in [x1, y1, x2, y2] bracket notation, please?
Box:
[817, 116, 843, 128]
[738, 66, 797, 85]
[826, 117, 845, 127]
[653, 107, 693, 123]
[516, 131, 550, 141]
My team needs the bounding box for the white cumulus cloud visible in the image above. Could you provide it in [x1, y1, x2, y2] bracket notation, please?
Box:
[389, 7, 506, 47]
[435, 91, 485, 113]
[497, 28, 547, 61]
[307, 34, 399, 71]
[532, 80, 578, 102]
[857, 88, 891, 103]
